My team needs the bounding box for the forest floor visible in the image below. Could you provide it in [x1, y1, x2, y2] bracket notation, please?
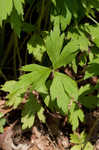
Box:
[0, 99, 99, 150]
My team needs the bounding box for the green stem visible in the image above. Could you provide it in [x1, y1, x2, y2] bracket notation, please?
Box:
[14, 33, 22, 67]
[13, 33, 17, 79]
[1, 33, 14, 68]
[0, 69, 7, 81]
[44, 1, 51, 29]
[24, 0, 35, 21]
[37, 0, 45, 31]
[88, 15, 99, 25]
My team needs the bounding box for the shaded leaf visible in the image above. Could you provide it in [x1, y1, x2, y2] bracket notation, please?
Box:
[9, 9, 22, 37]
[67, 28, 90, 51]
[69, 102, 84, 130]
[84, 58, 99, 79]
[79, 95, 99, 109]
[22, 23, 35, 33]
[27, 33, 46, 61]
[21, 94, 41, 129]
[84, 24, 99, 47]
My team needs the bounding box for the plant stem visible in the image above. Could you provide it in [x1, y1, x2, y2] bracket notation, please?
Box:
[37, 0, 45, 31]
[88, 15, 99, 24]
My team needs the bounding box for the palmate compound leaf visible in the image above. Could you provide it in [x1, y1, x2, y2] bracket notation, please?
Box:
[21, 93, 45, 129]
[45, 19, 80, 69]
[1, 64, 51, 108]
[69, 102, 84, 131]
[50, 72, 78, 114]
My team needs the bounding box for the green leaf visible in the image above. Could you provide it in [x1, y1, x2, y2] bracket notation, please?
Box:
[67, 28, 90, 51]
[84, 142, 93, 150]
[51, 0, 85, 28]
[0, 0, 13, 26]
[70, 131, 86, 144]
[78, 84, 93, 96]
[0, 113, 6, 133]
[1, 80, 25, 108]
[72, 58, 77, 73]
[1, 80, 30, 108]
[60, 6, 72, 31]
[65, 0, 84, 19]
[1, 80, 17, 92]
[0, 0, 24, 26]
[46, 18, 80, 69]
[27, 33, 46, 61]
[1, 64, 51, 107]
[54, 39, 79, 69]
[50, 72, 78, 114]
[84, 58, 99, 79]
[0, 112, 4, 118]
[70, 132, 93, 150]
[70, 145, 82, 150]
[78, 84, 99, 109]
[81, 0, 99, 13]
[70, 142, 93, 150]
[22, 23, 35, 33]
[21, 64, 51, 93]
[37, 107, 45, 123]
[79, 95, 99, 109]
[21, 94, 41, 129]
[45, 18, 64, 67]
[0, 118, 6, 133]
[13, 0, 24, 17]
[51, 1, 72, 31]
[9, 9, 22, 37]
[69, 102, 84, 130]
[84, 24, 99, 47]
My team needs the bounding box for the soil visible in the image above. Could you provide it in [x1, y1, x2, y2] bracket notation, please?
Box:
[0, 100, 99, 150]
